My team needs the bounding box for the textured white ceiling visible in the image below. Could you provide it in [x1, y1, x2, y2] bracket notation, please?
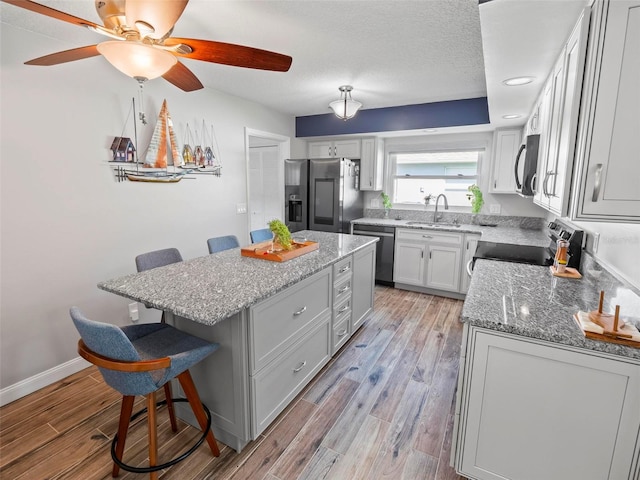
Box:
[1, 0, 588, 131]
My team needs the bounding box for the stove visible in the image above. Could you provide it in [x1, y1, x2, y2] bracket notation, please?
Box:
[473, 219, 584, 270]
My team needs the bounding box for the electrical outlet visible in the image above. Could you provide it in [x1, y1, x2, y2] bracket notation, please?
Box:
[592, 232, 600, 253]
[489, 204, 501, 214]
[236, 203, 247, 214]
[128, 302, 139, 322]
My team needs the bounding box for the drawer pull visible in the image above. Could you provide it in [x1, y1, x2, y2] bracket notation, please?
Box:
[338, 285, 349, 294]
[293, 361, 307, 373]
[338, 305, 349, 313]
[293, 306, 307, 316]
[337, 329, 348, 337]
[339, 265, 350, 273]
[422, 235, 433, 239]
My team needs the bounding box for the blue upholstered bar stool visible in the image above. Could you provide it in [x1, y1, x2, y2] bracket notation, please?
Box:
[135, 248, 183, 323]
[207, 235, 239, 254]
[70, 307, 220, 480]
[250, 228, 272, 243]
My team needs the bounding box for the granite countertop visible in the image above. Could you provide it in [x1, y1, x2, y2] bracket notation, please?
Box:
[462, 256, 640, 360]
[352, 217, 550, 247]
[98, 231, 377, 326]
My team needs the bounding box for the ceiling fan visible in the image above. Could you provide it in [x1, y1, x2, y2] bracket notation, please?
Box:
[2, 0, 293, 91]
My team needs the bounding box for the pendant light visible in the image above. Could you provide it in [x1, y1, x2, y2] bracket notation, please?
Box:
[329, 85, 362, 120]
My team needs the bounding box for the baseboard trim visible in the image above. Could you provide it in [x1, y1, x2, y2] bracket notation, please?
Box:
[0, 357, 90, 407]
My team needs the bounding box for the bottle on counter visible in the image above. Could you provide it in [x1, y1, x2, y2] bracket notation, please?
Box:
[555, 239, 569, 273]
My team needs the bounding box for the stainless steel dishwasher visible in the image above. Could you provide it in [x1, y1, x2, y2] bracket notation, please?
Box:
[352, 224, 395, 286]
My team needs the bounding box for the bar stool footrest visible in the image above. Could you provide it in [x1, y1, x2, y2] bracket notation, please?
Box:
[111, 398, 212, 474]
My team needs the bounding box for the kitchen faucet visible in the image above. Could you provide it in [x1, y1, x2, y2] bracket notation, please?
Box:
[434, 194, 448, 223]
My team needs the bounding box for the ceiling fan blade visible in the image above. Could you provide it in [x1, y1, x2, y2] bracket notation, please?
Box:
[25, 45, 100, 66]
[162, 60, 204, 92]
[1, 0, 101, 29]
[125, 0, 188, 40]
[165, 38, 292, 72]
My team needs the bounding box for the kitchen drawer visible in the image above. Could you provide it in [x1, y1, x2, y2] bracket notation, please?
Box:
[396, 228, 462, 245]
[333, 256, 353, 284]
[333, 293, 352, 319]
[332, 314, 350, 354]
[249, 268, 331, 374]
[251, 318, 330, 435]
[333, 276, 352, 304]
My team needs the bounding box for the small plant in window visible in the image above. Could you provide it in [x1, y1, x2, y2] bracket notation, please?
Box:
[467, 184, 484, 214]
[423, 194, 434, 205]
[381, 192, 392, 218]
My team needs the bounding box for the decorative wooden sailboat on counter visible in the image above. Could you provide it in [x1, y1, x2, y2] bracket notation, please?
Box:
[127, 99, 189, 183]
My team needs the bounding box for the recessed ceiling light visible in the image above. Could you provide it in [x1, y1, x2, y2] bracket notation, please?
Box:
[502, 114, 522, 119]
[503, 76, 535, 86]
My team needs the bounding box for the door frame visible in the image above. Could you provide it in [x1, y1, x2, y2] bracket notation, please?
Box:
[244, 128, 290, 239]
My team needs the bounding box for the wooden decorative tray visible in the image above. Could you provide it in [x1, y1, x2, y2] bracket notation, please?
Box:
[550, 265, 582, 278]
[241, 240, 319, 262]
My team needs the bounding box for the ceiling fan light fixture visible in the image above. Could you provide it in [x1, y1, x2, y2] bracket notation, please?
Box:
[97, 41, 177, 81]
[329, 85, 362, 120]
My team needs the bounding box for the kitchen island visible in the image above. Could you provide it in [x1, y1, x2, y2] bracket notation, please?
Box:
[98, 231, 378, 451]
[453, 255, 640, 480]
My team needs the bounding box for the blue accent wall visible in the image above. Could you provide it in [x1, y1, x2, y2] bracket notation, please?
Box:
[295, 97, 490, 137]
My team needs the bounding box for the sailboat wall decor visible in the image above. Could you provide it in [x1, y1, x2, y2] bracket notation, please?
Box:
[127, 99, 189, 183]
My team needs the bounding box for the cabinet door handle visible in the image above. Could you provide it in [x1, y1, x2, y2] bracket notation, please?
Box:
[293, 306, 307, 316]
[337, 329, 348, 337]
[422, 235, 432, 239]
[338, 285, 349, 294]
[530, 173, 537, 194]
[591, 163, 603, 202]
[494, 180, 497, 189]
[339, 265, 350, 273]
[338, 305, 349, 313]
[429, 251, 432, 259]
[328, 147, 332, 156]
[466, 259, 473, 277]
[293, 361, 307, 373]
[543, 171, 551, 197]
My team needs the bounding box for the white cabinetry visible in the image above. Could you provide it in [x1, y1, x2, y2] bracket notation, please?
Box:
[308, 139, 361, 159]
[459, 233, 480, 294]
[394, 229, 462, 295]
[351, 244, 376, 331]
[572, 0, 640, 222]
[455, 326, 640, 480]
[534, 8, 590, 216]
[249, 268, 331, 435]
[359, 138, 384, 191]
[489, 129, 521, 193]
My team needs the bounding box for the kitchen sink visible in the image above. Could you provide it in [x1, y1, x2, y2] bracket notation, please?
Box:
[406, 221, 461, 228]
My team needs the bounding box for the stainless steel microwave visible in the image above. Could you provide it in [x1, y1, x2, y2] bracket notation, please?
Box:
[514, 134, 540, 196]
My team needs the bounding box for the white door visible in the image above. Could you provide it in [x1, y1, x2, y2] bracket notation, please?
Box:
[249, 146, 281, 232]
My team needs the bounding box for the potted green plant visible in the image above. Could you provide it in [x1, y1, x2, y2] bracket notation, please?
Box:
[268, 219, 293, 250]
[381, 192, 392, 218]
[424, 194, 434, 206]
[467, 184, 484, 221]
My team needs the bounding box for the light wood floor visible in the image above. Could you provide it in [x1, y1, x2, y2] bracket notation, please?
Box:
[0, 286, 465, 480]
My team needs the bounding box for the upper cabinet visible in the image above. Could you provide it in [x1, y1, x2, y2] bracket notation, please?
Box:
[308, 139, 361, 159]
[534, 7, 590, 216]
[359, 138, 384, 191]
[571, 0, 640, 222]
[489, 129, 521, 193]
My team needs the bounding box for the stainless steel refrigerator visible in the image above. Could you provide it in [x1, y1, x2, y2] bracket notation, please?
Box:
[284, 158, 364, 233]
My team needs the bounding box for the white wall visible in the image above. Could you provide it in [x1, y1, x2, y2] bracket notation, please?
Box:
[0, 24, 294, 396]
[573, 221, 640, 290]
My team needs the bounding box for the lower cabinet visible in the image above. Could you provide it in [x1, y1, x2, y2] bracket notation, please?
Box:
[454, 326, 640, 480]
[351, 243, 376, 331]
[394, 228, 463, 295]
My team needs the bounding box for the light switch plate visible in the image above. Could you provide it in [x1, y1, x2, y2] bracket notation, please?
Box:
[236, 203, 247, 214]
[489, 204, 501, 214]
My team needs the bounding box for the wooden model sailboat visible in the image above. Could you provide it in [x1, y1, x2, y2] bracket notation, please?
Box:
[128, 99, 186, 183]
